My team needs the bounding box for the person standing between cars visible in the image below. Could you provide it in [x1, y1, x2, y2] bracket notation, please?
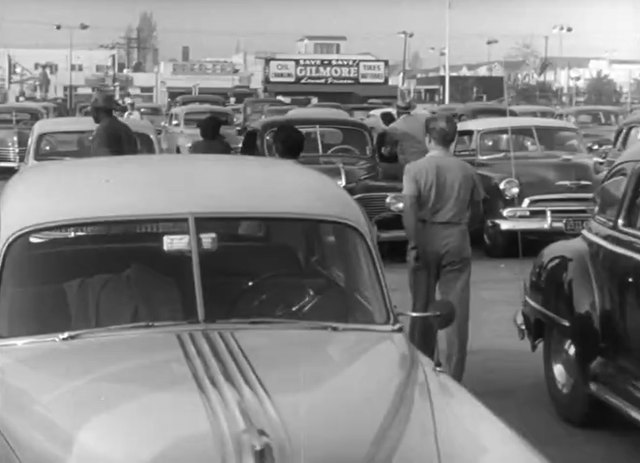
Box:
[123, 99, 142, 120]
[402, 114, 485, 383]
[272, 124, 305, 160]
[89, 92, 139, 157]
[384, 95, 429, 165]
[189, 115, 232, 154]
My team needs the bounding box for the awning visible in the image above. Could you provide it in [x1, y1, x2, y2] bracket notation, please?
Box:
[265, 84, 397, 98]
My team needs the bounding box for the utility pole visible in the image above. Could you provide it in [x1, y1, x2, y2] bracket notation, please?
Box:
[543, 35, 549, 83]
[136, 26, 142, 65]
[444, 0, 451, 104]
[397, 30, 414, 88]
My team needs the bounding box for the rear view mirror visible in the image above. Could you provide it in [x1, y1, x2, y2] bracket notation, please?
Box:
[396, 300, 456, 330]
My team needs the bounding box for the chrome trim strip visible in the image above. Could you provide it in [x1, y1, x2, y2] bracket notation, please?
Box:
[582, 228, 640, 263]
[338, 162, 346, 188]
[589, 382, 640, 423]
[554, 180, 593, 188]
[352, 192, 392, 200]
[523, 295, 570, 327]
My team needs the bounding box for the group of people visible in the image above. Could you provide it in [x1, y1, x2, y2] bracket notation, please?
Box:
[88, 89, 483, 382]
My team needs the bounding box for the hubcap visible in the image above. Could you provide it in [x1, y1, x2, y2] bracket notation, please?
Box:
[550, 330, 578, 394]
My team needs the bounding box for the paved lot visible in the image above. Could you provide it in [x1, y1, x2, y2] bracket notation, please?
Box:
[384, 249, 640, 463]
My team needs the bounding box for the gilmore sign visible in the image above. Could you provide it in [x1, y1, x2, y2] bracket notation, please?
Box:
[265, 58, 388, 85]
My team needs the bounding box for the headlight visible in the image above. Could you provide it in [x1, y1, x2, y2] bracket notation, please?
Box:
[499, 178, 520, 199]
[385, 193, 404, 212]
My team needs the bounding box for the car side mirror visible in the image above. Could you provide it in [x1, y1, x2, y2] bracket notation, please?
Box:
[396, 300, 456, 330]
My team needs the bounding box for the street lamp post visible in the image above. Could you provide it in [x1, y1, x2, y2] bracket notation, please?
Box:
[55, 22, 90, 112]
[444, 0, 451, 104]
[397, 30, 414, 88]
[552, 24, 573, 102]
[486, 38, 498, 63]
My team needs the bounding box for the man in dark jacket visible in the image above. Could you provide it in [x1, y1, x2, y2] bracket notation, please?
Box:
[189, 116, 232, 154]
[89, 92, 139, 156]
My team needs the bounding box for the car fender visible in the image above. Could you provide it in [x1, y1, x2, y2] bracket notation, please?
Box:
[525, 234, 600, 359]
[419, 356, 549, 463]
[474, 169, 517, 220]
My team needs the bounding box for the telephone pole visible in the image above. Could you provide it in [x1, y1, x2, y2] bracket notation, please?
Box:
[543, 35, 549, 83]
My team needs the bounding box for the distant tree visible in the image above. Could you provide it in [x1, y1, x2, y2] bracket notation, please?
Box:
[409, 51, 423, 70]
[513, 81, 556, 105]
[135, 12, 158, 72]
[585, 71, 620, 105]
[506, 40, 540, 68]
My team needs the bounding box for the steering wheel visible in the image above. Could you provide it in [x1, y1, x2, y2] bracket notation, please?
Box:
[231, 272, 329, 319]
[327, 145, 361, 156]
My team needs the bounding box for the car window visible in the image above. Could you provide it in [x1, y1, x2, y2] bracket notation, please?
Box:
[0, 111, 40, 126]
[183, 111, 233, 127]
[34, 130, 156, 160]
[265, 125, 371, 158]
[0, 218, 389, 338]
[454, 130, 475, 155]
[625, 126, 640, 150]
[619, 167, 640, 231]
[478, 127, 537, 157]
[534, 127, 586, 153]
[594, 168, 629, 224]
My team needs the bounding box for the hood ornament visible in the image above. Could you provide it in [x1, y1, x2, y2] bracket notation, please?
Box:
[555, 180, 592, 190]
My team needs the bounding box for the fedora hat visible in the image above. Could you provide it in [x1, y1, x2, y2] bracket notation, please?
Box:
[90, 92, 118, 110]
[396, 88, 416, 111]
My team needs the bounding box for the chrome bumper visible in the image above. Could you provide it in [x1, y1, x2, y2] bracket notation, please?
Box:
[493, 205, 594, 233]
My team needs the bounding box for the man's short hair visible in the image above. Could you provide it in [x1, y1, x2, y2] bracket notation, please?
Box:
[273, 124, 305, 159]
[197, 115, 222, 139]
[425, 114, 458, 148]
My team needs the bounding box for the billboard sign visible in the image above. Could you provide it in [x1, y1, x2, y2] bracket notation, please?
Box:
[265, 58, 388, 85]
[171, 60, 236, 76]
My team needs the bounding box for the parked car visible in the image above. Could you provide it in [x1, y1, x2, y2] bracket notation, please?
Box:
[241, 98, 288, 131]
[510, 105, 556, 118]
[436, 102, 518, 121]
[137, 102, 165, 135]
[23, 117, 161, 165]
[262, 104, 296, 118]
[0, 103, 47, 162]
[595, 112, 640, 173]
[516, 143, 640, 427]
[171, 94, 225, 108]
[239, 108, 406, 243]
[0, 154, 548, 462]
[160, 104, 241, 153]
[21, 101, 59, 118]
[343, 103, 386, 120]
[453, 117, 599, 257]
[554, 106, 625, 153]
[227, 103, 243, 129]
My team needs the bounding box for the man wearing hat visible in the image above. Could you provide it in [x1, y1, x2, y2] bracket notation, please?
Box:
[123, 98, 142, 120]
[384, 92, 429, 166]
[189, 115, 232, 154]
[402, 114, 485, 383]
[89, 92, 139, 157]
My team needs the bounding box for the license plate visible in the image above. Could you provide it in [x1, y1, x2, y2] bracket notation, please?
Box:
[563, 219, 589, 233]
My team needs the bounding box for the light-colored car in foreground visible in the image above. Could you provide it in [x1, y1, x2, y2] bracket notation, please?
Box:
[0, 155, 548, 462]
[23, 117, 161, 165]
[160, 104, 241, 153]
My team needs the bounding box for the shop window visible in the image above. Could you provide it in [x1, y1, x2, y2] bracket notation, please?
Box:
[71, 64, 83, 72]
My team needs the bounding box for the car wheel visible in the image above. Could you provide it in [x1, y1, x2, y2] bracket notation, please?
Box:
[482, 221, 513, 258]
[543, 323, 599, 426]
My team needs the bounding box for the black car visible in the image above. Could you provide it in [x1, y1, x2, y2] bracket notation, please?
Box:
[596, 112, 640, 173]
[239, 108, 405, 243]
[555, 105, 625, 154]
[454, 116, 600, 257]
[517, 143, 640, 427]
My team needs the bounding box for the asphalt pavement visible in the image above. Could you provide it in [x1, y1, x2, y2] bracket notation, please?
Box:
[384, 247, 640, 463]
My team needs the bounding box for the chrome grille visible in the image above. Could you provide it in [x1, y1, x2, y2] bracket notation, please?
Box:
[515, 194, 595, 220]
[0, 147, 20, 163]
[354, 194, 389, 220]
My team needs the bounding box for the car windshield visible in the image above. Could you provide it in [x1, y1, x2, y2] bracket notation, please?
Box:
[477, 126, 586, 157]
[265, 125, 371, 157]
[34, 131, 157, 160]
[518, 111, 556, 118]
[0, 218, 388, 338]
[183, 111, 233, 127]
[139, 106, 163, 116]
[571, 110, 620, 126]
[0, 111, 39, 126]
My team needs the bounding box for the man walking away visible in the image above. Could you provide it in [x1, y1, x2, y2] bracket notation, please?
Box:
[385, 96, 429, 165]
[273, 124, 305, 160]
[402, 114, 485, 382]
[123, 99, 142, 120]
[189, 116, 232, 154]
[90, 92, 139, 157]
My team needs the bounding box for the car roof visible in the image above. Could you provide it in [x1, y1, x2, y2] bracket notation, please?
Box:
[248, 114, 370, 130]
[557, 105, 624, 113]
[0, 103, 46, 112]
[286, 107, 351, 118]
[30, 116, 156, 134]
[0, 155, 369, 244]
[457, 116, 578, 131]
[510, 105, 556, 112]
[620, 113, 640, 126]
[171, 104, 232, 115]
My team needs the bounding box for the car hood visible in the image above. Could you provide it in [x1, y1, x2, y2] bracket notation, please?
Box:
[0, 328, 440, 463]
[298, 156, 377, 185]
[477, 152, 599, 197]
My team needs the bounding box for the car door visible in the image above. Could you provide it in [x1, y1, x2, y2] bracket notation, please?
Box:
[611, 165, 640, 365]
[586, 162, 638, 361]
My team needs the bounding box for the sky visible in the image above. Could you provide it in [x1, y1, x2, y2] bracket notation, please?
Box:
[0, 0, 638, 66]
